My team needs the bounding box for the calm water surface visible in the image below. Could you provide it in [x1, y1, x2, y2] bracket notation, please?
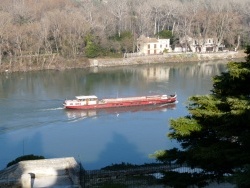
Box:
[0, 61, 227, 170]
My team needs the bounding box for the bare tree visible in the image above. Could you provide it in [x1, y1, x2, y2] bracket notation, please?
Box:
[63, 10, 91, 58]
[160, 0, 180, 33]
[147, 0, 179, 36]
[104, 0, 129, 37]
[234, 0, 250, 47]
[207, 0, 241, 51]
[0, 12, 12, 65]
[134, 0, 153, 36]
[0, 0, 248, 69]
[174, 0, 200, 51]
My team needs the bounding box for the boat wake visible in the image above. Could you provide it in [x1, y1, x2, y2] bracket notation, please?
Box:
[40, 107, 64, 111]
[67, 116, 88, 123]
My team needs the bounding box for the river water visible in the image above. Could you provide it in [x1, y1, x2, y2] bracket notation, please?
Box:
[0, 61, 227, 170]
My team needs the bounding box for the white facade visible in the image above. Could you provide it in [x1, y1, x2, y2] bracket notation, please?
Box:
[137, 36, 172, 55]
[177, 36, 225, 53]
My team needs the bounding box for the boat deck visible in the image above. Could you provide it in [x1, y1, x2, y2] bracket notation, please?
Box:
[102, 95, 164, 103]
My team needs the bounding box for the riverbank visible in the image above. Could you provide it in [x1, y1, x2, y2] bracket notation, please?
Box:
[0, 51, 246, 73]
[89, 51, 246, 67]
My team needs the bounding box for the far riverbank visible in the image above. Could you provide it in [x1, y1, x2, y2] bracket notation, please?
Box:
[0, 51, 246, 73]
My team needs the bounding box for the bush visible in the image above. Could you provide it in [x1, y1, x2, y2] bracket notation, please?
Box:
[7, 154, 45, 168]
[163, 48, 169, 53]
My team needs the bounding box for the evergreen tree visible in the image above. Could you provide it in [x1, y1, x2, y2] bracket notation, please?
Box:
[84, 35, 102, 58]
[7, 155, 45, 168]
[154, 46, 250, 187]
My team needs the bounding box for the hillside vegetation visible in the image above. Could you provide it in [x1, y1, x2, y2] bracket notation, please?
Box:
[0, 0, 249, 72]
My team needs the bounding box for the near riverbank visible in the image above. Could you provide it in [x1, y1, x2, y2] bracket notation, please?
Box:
[0, 51, 246, 73]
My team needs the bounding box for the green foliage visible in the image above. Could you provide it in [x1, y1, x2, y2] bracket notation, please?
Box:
[101, 162, 163, 171]
[155, 46, 250, 187]
[169, 117, 201, 139]
[110, 31, 133, 42]
[156, 30, 179, 48]
[101, 162, 137, 171]
[212, 64, 250, 97]
[99, 183, 128, 188]
[231, 165, 250, 188]
[109, 31, 134, 53]
[7, 154, 45, 168]
[160, 171, 209, 188]
[156, 30, 172, 39]
[84, 35, 102, 58]
[163, 48, 169, 53]
[244, 45, 250, 62]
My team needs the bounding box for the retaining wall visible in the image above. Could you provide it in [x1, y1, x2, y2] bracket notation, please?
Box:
[89, 51, 245, 68]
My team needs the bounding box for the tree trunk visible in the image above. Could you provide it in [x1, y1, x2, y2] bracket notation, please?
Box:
[235, 35, 240, 51]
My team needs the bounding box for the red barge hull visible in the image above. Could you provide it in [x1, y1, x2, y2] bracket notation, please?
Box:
[63, 94, 177, 110]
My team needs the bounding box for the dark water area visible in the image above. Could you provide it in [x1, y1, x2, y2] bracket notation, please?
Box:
[0, 61, 227, 170]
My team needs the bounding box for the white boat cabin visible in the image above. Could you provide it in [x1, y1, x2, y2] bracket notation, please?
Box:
[75, 95, 98, 105]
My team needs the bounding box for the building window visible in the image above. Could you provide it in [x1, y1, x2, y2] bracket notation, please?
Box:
[154, 44, 157, 48]
[166, 44, 168, 48]
[148, 44, 150, 49]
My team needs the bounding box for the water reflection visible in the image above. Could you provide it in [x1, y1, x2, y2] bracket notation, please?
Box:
[0, 61, 227, 100]
[65, 103, 177, 120]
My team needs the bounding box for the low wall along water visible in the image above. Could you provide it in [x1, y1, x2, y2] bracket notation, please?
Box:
[90, 51, 245, 67]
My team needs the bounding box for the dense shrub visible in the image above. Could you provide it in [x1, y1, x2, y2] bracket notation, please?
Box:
[7, 154, 45, 168]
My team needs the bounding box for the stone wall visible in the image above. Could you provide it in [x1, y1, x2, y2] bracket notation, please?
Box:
[89, 51, 245, 68]
[0, 157, 81, 188]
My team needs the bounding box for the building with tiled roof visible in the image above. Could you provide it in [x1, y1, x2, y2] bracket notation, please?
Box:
[137, 35, 172, 55]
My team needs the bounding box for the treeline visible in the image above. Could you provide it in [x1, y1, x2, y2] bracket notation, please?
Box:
[0, 0, 249, 66]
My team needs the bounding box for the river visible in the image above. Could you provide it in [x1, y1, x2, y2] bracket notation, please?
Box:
[0, 61, 227, 170]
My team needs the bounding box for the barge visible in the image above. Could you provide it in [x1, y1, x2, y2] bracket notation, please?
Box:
[63, 94, 177, 110]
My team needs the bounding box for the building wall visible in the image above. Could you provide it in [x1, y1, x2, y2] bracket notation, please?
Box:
[138, 38, 171, 55]
[178, 37, 224, 53]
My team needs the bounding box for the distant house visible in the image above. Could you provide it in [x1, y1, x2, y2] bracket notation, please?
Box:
[177, 36, 225, 53]
[137, 35, 172, 55]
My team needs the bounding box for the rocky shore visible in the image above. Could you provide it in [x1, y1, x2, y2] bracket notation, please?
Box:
[0, 51, 246, 73]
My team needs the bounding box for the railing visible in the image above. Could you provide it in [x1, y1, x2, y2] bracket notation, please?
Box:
[79, 164, 188, 188]
[0, 164, 22, 187]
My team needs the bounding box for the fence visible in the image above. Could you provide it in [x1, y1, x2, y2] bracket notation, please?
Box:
[79, 164, 192, 188]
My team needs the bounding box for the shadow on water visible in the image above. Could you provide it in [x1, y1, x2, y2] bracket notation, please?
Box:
[23, 132, 44, 157]
[0, 129, 44, 170]
[84, 132, 147, 170]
